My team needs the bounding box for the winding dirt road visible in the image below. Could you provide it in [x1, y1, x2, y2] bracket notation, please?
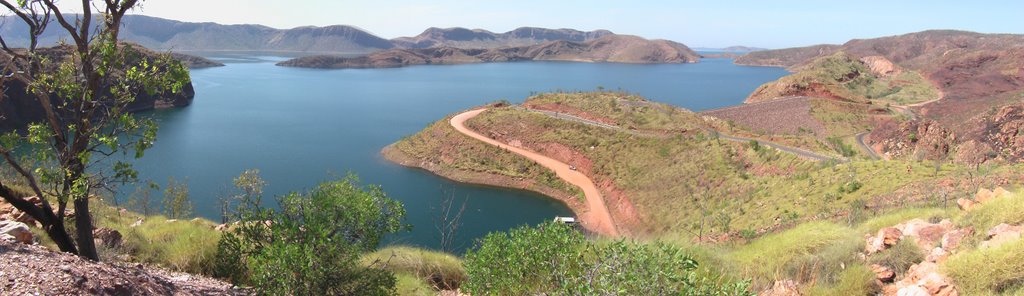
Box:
[450, 109, 619, 236]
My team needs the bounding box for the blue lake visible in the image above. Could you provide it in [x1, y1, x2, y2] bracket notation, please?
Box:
[129, 57, 787, 252]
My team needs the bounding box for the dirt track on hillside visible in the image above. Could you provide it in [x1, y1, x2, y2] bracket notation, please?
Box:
[450, 109, 619, 236]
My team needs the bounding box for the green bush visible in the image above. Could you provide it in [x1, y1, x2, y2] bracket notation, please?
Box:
[214, 175, 409, 295]
[463, 222, 753, 295]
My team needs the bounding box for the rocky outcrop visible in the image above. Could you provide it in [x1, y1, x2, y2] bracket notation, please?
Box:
[980, 223, 1023, 249]
[278, 35, 700, 69]
[860, 56, 902, 77]
[867, 119, 956, 161]
[0, 220, 33, 244]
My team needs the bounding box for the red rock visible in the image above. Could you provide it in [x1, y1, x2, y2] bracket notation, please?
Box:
[214, 224, 228, 232]
[871, 264, 896, 283]
[981, 223, 1022, 249]
[975, 188, 995, 203]
[941, 228, 972, 251]
[925, 247, 949, 263]
[956, 198, 977, 211]
[867, 227, 903, 254]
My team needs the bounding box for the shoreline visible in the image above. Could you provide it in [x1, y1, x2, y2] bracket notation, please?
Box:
[380, 144, 591, 224]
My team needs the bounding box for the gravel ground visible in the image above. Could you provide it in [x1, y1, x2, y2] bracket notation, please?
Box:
[0, 240, 243, 295]
[702, 96, 827, 136]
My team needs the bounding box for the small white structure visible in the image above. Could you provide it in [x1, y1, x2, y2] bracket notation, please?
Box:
[553, 216, 577, 224]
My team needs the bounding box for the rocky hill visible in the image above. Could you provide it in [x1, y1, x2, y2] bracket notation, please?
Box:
[277, 35, 700, 69]
[735, 30, 1024, 164]
[390, 27, 613, 49]
[0, 15, 396, 54]
[0, 45, 206, 131]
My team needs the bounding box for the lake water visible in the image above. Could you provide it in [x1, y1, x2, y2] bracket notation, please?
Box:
[128, 57, 787, 252]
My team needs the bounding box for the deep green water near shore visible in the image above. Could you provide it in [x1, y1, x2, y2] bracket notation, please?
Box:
[127, 56, 786, 252]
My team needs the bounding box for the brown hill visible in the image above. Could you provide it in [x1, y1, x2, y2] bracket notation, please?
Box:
[736, 31, 1024, 122]
[278, 35, 699, 69]
[391, 27, 613, 49]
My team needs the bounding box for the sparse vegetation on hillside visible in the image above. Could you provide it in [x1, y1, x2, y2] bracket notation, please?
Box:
[391, 92, 1023, 238]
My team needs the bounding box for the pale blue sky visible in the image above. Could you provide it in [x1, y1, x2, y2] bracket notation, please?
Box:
[65, 0, 1024, 48]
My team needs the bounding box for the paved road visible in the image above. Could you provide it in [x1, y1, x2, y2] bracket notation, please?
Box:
[523, 107, 844, 162]
[854, 97, 942, 160]
[855, 132, 882, 160]
[451, 109, 619, 237]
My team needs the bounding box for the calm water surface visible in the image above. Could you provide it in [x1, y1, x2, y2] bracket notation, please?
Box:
[129, 57, 786, 252]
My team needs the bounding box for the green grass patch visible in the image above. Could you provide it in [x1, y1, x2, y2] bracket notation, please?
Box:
[857, 207, 955, 234]
[805, 263, 879, 296]
[362, 246, 467, 291]
[945, 239, 1024, 294]
[91, 202, 221, 275]
[957, 191, 1024, 242]
[729, 222, 861, 288]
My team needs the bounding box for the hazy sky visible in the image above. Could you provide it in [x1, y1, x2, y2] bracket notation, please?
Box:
[60, 0, 1024, 48]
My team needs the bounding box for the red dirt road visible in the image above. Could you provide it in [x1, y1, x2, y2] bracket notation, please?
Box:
[450, 109, 619, 236]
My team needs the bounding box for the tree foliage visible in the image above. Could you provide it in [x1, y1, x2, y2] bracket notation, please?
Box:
[464, 222, 754, 295]
[214, 173, 409, 295]
[0, 0, 190, 260]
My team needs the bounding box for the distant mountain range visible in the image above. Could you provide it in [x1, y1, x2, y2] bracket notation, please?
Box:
[278, 35, 700, 69]
[391, 27, 614, 49]
[0, 15, 623, 54]
[694, 46, 768, 52]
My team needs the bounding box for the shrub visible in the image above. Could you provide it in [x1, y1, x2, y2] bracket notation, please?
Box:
[214, 175, 409, 295]
[868, 240, 924, 276]
[463, 222, 753, 295]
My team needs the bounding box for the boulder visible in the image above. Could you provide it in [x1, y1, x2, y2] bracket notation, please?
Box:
[914, 224, 949, 250]
[896, 285, 929, 296]
[941, 228, 972, 251]
[130, 219, 144, 228]
[987, 223, 1022, 238]
[925, 247, 949, 263]
[993, 187, 1011, 199]
[871, 264, 896, 283]
[0, 220, 34, 244]
[867, 227, 903, 254]
[214, 224, 228, 232]
[92, 228, 123, 248]
[955, 198, 977, 211]
[975, 188, 995, 203]
[759, 280, 802, 296]
[981, 223, 1022, 249]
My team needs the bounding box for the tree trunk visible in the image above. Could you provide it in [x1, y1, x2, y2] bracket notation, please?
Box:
[74, 198, 99, 261]
[45, 221, 79, 255]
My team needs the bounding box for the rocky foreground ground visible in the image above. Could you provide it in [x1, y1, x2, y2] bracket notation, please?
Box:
[0, 238, 242, 295]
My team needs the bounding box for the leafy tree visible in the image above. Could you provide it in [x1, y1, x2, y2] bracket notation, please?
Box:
[214, 174, 409, 295]
[0, 0, 189, 260]
[464, 222, 754, 295]
[161, 177, 192, 219]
